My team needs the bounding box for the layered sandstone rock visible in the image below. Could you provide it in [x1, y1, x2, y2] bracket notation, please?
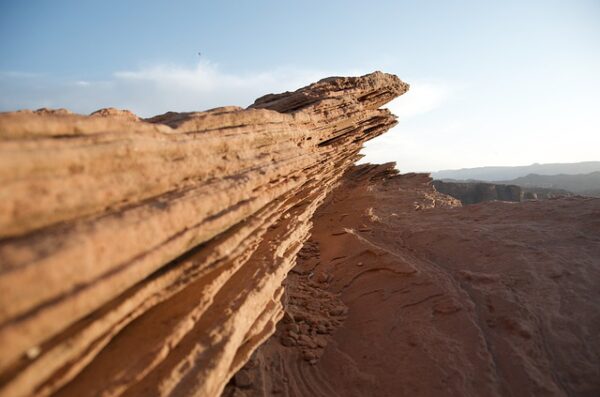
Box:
[0, 72, 408, 397]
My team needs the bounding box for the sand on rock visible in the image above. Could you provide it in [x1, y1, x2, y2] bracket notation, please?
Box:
[225, 163, 600, 397]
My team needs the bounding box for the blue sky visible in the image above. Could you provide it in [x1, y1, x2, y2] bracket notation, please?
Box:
[1, 0, 599, 172]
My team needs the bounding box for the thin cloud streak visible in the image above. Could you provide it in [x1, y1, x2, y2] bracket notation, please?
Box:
[0, 62, 366, 117]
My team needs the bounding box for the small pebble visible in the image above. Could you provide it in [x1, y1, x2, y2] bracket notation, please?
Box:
[26, 346, 40, 360]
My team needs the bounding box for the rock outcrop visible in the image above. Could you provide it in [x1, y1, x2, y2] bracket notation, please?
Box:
[432, 180, 524, 204]
[226, 163, 600, 397]
[432, 180, 573, 204]
[0, 72, 408, 397]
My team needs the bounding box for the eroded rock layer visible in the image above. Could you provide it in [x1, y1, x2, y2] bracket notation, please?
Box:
[0, 72, 408, 397]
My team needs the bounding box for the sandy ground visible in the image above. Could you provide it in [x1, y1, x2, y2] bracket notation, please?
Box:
[223, 163, 600, 397]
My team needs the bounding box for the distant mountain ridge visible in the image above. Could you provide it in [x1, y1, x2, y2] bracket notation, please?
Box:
[432, 161, 600, 181]
[495, 171, 600, 196]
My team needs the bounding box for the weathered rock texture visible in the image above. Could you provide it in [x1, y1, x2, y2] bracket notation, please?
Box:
[0, 72, 408, 397]
[226, 163, 600, 397]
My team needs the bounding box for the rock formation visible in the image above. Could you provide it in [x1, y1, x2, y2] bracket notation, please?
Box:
[432, 180, 524, 204]
[495, 172, 600, 197]
[225, 163, 600, 397]
[432, 180, 572, 204]
[0, 72, 408, 397]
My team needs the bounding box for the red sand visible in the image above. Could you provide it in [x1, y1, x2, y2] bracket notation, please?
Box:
[224, 164, 600, 397]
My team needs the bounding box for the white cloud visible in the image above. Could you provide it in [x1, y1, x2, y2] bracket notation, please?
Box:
[114, 62, 323, 91]
[358, 80, 458, 171]
[0, 62, 366, 117]
[386, 80, 453, 120]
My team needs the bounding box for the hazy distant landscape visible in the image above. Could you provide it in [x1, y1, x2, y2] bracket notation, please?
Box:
[433, 161, 600, 198]
[495, 171, 600, 196]
[432, 161, 600, 180]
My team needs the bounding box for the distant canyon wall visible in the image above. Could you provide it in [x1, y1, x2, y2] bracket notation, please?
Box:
[432, 180, 524, 204]
[432, 180, 571, 205]
[0, 72, 408, 397]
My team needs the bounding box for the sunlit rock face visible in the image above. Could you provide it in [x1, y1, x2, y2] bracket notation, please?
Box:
[0, 72, 407, 397]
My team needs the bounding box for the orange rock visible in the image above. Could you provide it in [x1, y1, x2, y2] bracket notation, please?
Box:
[0, 72, 408, 397]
